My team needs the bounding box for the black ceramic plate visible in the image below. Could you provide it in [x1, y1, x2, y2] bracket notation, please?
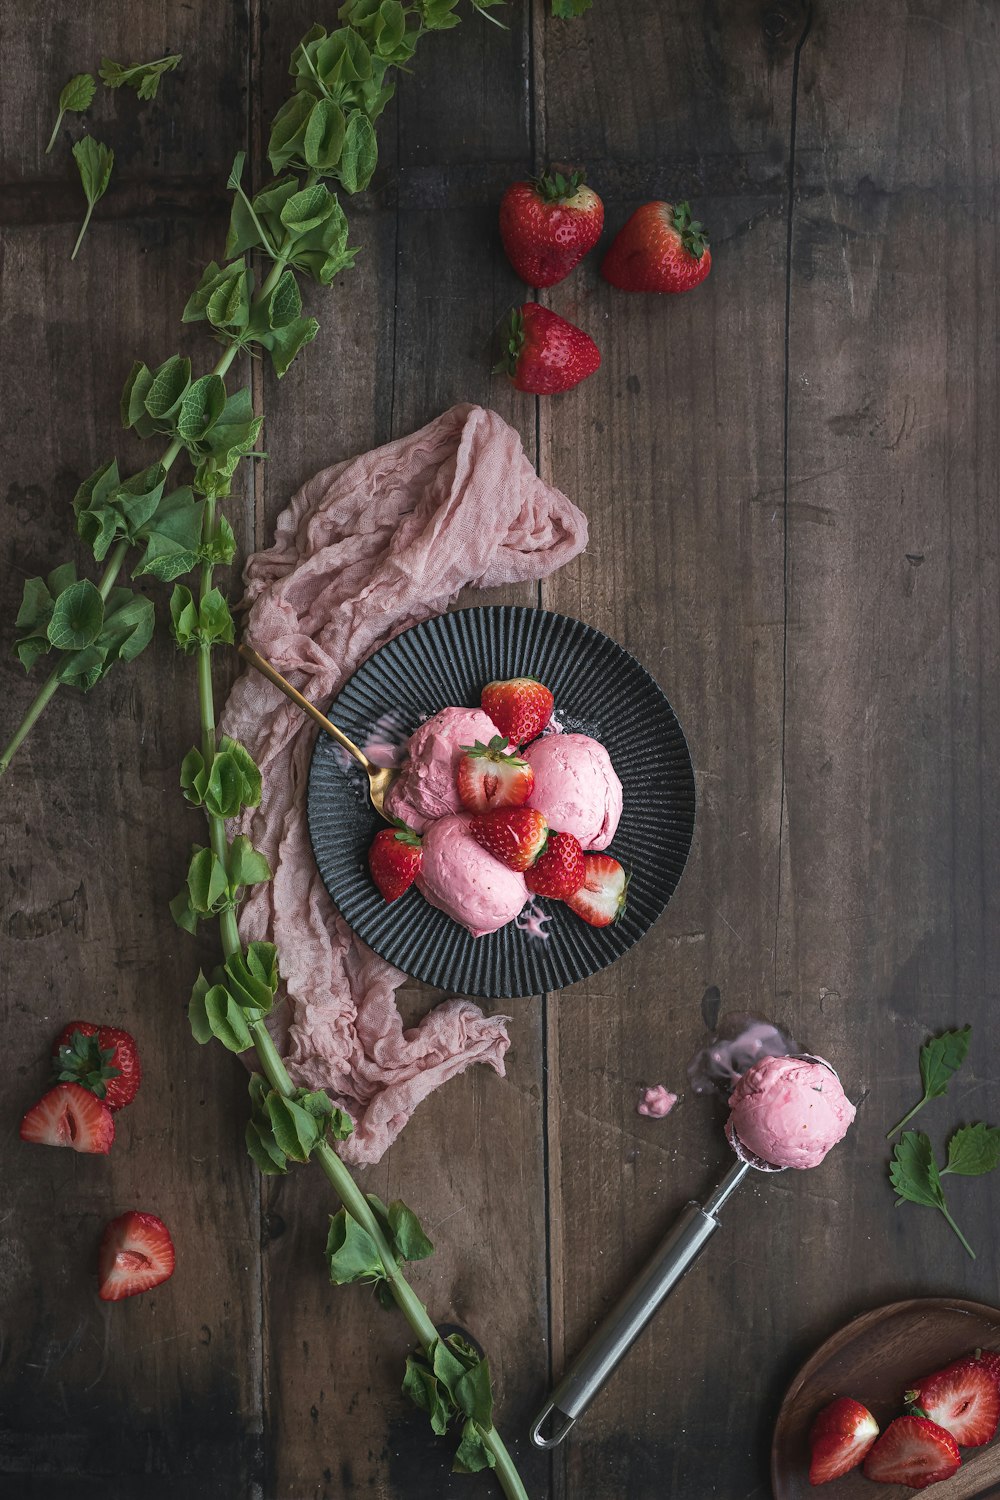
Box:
[307, 606, 696, 999]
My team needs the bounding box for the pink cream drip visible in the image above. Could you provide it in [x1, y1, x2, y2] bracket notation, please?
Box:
[515, 896, 551, 941]
[637, 1085, 677, 1118]
[361, 709, 412, 769]
[686, 1013, 798, 1097]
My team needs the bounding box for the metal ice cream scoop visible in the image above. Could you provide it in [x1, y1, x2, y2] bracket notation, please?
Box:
[530, 1055, 838, 1449]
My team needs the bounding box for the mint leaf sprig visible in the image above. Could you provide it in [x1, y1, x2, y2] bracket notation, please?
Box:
[886, 1025, 972, 1138]
[46, 74, 96, 154]
[70, 137, 114, 260]
[890, 1125, 1000, 1259]
[99, 53, 182, 101]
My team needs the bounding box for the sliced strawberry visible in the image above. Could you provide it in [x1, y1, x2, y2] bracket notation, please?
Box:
[906, 1357, 1000, 1446]
[469, 807, 548, 872]
[974, 1347, 1000, 1389]
[98, 1211, 175, 1301]
[863, 1415, 959, 1488]
[456, 736, 534, 813]
[808, 1397, 879, 1485]
[564, 853, 628, 927]
[368, 822, 422, 902]
[19, 1082, 115, 1154]
[52, 1021, 141, 1110]
[480, 678, 554, 747]
[524, 830, 585, 898]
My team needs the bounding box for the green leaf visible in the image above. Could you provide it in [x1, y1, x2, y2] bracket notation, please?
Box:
[265, 1093, 321, 1161]
[169, 889, 199, 934]
[890, 1131, 945, 1209]
[942, 1123, 1000, 1177]
[207, 268, 252, 330]
[325, 1210, 386, 1285]
[267, 93, 315, 173]
[336, 111, 377, 194]
[227, 151, 247, 192]
[47, 580, 104, 650]
[455, 1357, 493, 1429]
[98, 53, 182, 100]
[203, 984, 253, 1051]
[550, 0, 592, 15]
[386, 1200, 434, 1262]
[180, 746, 208, 805]
[280, 183, 337, 234]
[132, 487, 205, 582]
[268, 317, 321, 378]
[887, 1025, 972, 1137]
[188, 971, 213, 1043]
[303, 97, 347, 171]
[169, 583, 199, 649]
[177, 374, 227, 445]
[417, 0, 462, 29]
[70, 137, 114, 259]
[121, 362, 156, 435]
[454, 1419, 496, 1474]
[98, 589, 155, 663]
[144, 355, 192, 423]
[246, 1119, 288, 1175]
[47, 73, 97, 153]
[54, 645, 106, 690]
[227, 834, 271, 890]
[403, 1358, 453, 1436]
[75, 461, 167, 561]
[200, 515, 237, 566]
[186, 845, 230, 913]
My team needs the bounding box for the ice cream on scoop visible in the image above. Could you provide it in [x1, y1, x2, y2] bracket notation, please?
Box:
[523, 733, 623, 850]
[384, 705, 500, 832]
[726, 1054, 855, 1170]
[416, 814, 528, 937]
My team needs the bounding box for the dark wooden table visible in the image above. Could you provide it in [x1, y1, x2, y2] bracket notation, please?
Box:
[3, 2, 999, 1496]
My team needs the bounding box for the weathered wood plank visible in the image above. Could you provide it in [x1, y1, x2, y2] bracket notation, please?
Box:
[0, 5, 263, 1497]
[254, 7, 548, 1498]
[539, 2, 797, 1495]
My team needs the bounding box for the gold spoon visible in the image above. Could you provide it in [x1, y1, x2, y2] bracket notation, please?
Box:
[237, 644, 398, 820]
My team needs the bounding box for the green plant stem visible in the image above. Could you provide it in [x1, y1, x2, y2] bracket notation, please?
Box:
[45, 113, 64, 155]
[886, 1099, 927, 1139]
[940, 1204, 976, 1260]
[71, 203, 96, 261]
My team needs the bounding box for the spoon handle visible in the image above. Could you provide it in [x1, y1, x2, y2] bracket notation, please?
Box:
[237, 644, 373, 772]
[529, 1159, 750, 1450]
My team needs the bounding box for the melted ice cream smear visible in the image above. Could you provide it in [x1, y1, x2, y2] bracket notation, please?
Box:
[686, 1012, 798, 1097]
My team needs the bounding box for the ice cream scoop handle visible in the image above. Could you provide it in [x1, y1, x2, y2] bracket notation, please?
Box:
[530, 1160, 748, 1449]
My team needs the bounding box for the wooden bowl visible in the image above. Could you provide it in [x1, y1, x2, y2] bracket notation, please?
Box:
[772, 1298, 1000, 1498]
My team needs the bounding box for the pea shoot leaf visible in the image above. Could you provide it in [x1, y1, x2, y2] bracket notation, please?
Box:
[325, 1211, 386, 1285]
[99, 53, 182, 100]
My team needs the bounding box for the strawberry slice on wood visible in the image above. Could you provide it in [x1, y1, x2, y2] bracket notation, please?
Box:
[906, 1357, 1000, 1446]
[457, 736, 534, 813]
[862, 1414, 960, 1488]
[808, 1397, 879, 1486]
[368, 822, 422, 902]
[52, 1021, 141, 1110]
[480, 678, 554, 747]
[524, 830, 585, 899]
[98, 1211, 175, 1301]
[19, 1082, 115, 1154]
[469, 807, 548, 872]
[974, 1347, 1000, 1389]
[564, 853, 629, 927]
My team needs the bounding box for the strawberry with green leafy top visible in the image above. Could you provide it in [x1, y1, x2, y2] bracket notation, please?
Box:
[19, 1082, 115, 1154]
[499, 170, 604, 288]
[564, 853, 628, 927]
[457, 736, 534, 813]
[470, 808, 548, 872]
[497, 305, 600, 395]
[98, 1211, 175, 1301]
[480, 677, 554, 746]
[369, 822, 422, 902]
[601, 200, 711, 295]
[524, 830, 585, 899]
[52, 1020, 141, 1110]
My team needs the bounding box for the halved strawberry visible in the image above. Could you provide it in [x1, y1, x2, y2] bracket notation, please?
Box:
[98, 1211, 175, 1301]
[456, 737, 534, 813]
[52, 1021, 141, 1110]
[368, 822, 422, 902]
[524, 830, 585, 898]
[906, 1357, 1000, 1446]
[564, 853, 628, 927]
[808, 1397, 879, 1486]
[469, 807, 548, 872]
[480, 678, 554, 747]
[974, 1347, 1000, 1388]
[19, 1082, 115, 1154]
[863, 1415, 959, 1488]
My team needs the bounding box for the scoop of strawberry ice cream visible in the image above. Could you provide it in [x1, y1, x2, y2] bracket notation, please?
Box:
[384, 705, 501, 832]
[523, 733, 623, 850]
[726, 1055, 855, 1170]
[416, 814, 528, 937]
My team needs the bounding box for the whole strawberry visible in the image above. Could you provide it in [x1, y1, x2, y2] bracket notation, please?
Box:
[52, 1021, 141, 1110]
[524, 830, 585, 899]
[470, 808, 549, 872]
[601, 200, 711, 294]
[369, 822, 422, 902]
[457, 736, 534, 813]
[499, 170, 604, 288]
[481, 677, 554, 746]
[497, 305, 600, 395]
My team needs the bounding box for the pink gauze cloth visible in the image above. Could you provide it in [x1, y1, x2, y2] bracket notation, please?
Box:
[220, 403, 588, 1166]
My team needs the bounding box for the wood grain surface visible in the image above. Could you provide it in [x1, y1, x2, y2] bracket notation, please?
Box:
[2, 1, 1000, 1498]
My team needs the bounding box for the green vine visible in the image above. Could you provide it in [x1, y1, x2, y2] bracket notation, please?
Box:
[2, 4, 544, 1492]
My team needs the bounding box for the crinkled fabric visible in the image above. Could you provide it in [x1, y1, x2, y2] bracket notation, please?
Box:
[220, 403, 588, 1164]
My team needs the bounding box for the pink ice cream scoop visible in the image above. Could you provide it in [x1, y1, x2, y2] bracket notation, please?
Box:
[384, 705, 501, 832]
[523, 733, 623, 850]
[726, 1054, 855, 1170]
[416, 814, 528, 937]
